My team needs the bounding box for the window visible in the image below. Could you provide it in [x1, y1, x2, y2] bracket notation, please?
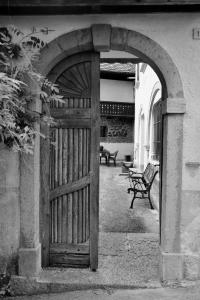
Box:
[100, 126, 108, 137]
[151, 100, 162, 161]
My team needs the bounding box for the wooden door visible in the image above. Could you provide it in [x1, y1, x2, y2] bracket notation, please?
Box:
[41, 52, 100, 270]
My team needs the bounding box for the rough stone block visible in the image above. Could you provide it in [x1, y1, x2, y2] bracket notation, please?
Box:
[111, 27, 128, 51]
[57, 28, 92, 53]
[184, 254, 200, 280]
[162, 97, 186, 115]
[37, 41, 62, 75]
[19, 244, 41, 277]
[92, 24, 111, 52]
[161, 252, 183, 281]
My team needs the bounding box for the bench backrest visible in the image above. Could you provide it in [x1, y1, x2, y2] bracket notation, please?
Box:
[143, 163, 158, 188]
[109, 150, 118, 158]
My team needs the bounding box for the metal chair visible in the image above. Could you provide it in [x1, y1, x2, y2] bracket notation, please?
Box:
[108, 150, 118, 166]
[99, 146, 110, 164]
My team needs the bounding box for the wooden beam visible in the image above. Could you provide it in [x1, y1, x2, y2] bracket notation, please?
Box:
[100, 58, 142, 64]
[1, 0, 200, 15]
[100, 71, 135, 81]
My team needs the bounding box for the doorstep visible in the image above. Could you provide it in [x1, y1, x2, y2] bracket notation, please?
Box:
[10, 268, 161, 296]
[10, 232, 161, 296]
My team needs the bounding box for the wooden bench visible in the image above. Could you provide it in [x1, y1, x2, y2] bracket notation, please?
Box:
[127, 163, 159, 209]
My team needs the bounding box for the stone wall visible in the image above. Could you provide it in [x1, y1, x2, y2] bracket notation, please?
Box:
[100, 116, 134, 143]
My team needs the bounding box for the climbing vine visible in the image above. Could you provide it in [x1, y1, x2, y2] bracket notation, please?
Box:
[0, 26, 62, 153]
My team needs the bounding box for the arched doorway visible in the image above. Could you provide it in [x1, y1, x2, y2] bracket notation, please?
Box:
[25, 24, 185, 281]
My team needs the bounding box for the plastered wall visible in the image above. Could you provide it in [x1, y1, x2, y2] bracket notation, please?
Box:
[134, 64, 161, 209]
[100, 79, 134, 102]
[0, 145, 20, 274]
[134, 64, 161, 167]
[1, 12, 200, 273]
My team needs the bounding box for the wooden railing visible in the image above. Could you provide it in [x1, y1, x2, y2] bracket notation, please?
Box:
[100, 101, 135, 118]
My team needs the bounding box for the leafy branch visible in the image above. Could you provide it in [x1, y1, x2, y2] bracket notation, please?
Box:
[0, 26, 62, 153]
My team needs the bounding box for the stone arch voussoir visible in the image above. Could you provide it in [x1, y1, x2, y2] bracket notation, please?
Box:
[38, 24, 184, 101]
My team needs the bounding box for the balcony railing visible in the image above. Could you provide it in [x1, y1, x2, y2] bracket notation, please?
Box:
[100, 101, 135, 118]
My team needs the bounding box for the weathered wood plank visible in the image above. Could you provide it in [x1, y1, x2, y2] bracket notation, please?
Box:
[78, 189, 83, 243]
[67, 194, 73, 244]
[2, 0, 200, 15]
[58, 197, 62, 243]
[78, 126, 83, 243]
[73, 103, 79, 245]
[52, 119, 91, 129]
[85, 185, 89, 241]
[90, 52, 100, 270]
[67, 120, 73, 244]
[57, 75, 83, 95]
[72, 191, 78, 244]
[55, 129, 58, 188]
[54, 198, 58, 243]
[58, 128, 63, 185]
[82, 187, 86, 241]
[62, 195, 68, 243]
[50, 243, 89, 254]
[50, 108, 91, 119]
[50, 174, 91, 200]
[50, 254, 90, 267]
[40, 119, 50, 266]
[62, 128, 68, 185]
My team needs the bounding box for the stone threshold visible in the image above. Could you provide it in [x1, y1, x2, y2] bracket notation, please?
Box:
[11, 232, 161, 296]
[10, 270, 161, 296]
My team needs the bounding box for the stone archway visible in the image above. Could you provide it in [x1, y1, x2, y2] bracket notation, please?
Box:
[19, 24, 186, 281]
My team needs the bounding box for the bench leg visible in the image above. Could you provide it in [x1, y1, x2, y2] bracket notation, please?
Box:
[127, 187, 133, 194]
[130, 191, 136, 209]
[148, 191, 154, 209]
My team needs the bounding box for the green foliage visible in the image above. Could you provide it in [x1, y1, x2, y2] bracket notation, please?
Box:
[0, 26, 62, 153]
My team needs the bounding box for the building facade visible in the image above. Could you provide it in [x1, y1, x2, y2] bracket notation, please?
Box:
[0, 0, 200, 287]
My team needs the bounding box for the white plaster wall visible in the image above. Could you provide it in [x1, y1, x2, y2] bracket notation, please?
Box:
[0, 145, 20, 274]
[100, 142, 134, 161]
[134, 64, 161, 168]
[100, 79, 134, 103]
[100, 78, 134, 161]
[1, 13, 200, 257]
[134, 64, 161, 210]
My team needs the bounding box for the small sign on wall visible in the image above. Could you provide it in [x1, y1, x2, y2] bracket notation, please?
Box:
[193, 28, 200, 40]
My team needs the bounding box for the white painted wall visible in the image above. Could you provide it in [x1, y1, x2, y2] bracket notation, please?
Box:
[100, 79, 134, 160]
[100, 142, 134, 161]
[134, 64, 161, 210]
[134, 64, 161, 169]
[100, 79, 134, 103]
